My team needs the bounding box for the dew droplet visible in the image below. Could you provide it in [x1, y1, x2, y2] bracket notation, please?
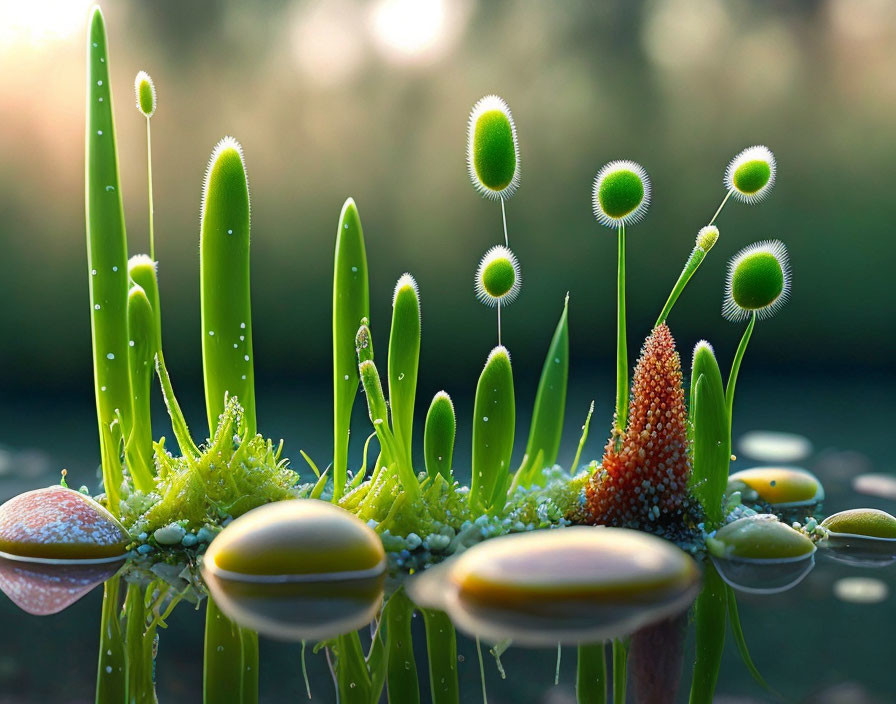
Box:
[97, 80, 103, 86]
[97, 130, 103, 135]
[106, 353, 115, 360]
[483, 416, 489, 422]
[94, 304, 101, 310]
[129, 341, 135, 347]
[244, 355, 250, 361]
[91, 269, 97, 276]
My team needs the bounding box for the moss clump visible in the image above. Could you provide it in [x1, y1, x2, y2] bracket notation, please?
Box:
[123, 399, 301, 535]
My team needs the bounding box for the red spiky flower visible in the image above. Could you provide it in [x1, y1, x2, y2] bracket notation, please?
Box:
[585, 324, 699, 536]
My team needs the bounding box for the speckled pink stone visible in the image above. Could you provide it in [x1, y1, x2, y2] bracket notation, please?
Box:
[0, 486, 129, 560]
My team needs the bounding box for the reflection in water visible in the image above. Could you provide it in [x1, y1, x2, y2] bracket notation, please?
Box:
[202, 568, 385, 642]
[832, 577, 889, 604]
[737, 430, 812, 463]
[710, 552, 815, 595]
[0, 554, 122, 615]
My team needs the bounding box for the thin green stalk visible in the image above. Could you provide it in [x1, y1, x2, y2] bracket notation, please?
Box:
[614, 224, 628, 435]
[203, 597, 245, 704]
[470, 346, 515, 514]
[389, 275, 421, 469]
[240, 630, 259, 704]
[708, 189, 733, 227]
[612, 639, 627, 704]
[125, 581, 149, 704]
[422, 609, 459, 704]
[576, 644, 607, 704]
[655, 247, 706, 328]
[146, 118, 155, 260]
[154, 352, 200, 459]
[333, 199, 370, 500]
[725, 312, 756, 428]
[517, 295, 569, 486]
[200, 137, 255, 437]
[125, 285, 156, 493]
[725, 586, 773, 693]
[96, 577, 126, 704]
[476, 637, 488, 704]
[570, 401, 595, 473]
[689, 563, 727, 704]
[384, 589, 420, 704]
[86, 7, 132, 515]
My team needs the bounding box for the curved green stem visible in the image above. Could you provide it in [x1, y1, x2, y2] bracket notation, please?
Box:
[708, 189, 733, 227]
[146, 118, 155, 260]
[725, 312, 756, 429]
[615, 224, 628, 435]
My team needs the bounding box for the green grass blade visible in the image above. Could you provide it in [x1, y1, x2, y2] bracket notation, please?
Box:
[517, 295, 569, 486]
[422, 609, 459, 704]
[570, 401, 595, 473]
[384, 588, 420, 704]
[725, 585, 774, 694]
[576, 644, 607, 704]
[389, 275, 421, 468]
[611, 639, 627, 704]
[200, 137, 255, 436]
[689, 342, 730, 525]
[424, 392, 456, 481]
[470, 346, 515, 514]
[334, 632, 373, 703]
[203, 597, 246, 704]
[128, 255, 163, 350]
[86, 7, 132, 515]
[125, 285, 157, 493]
[154, 352, 200, 458]
[688, 563, 727, 704]
[333, 198, 370, 500]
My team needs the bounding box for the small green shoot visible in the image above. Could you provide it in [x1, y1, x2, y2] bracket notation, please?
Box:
[424, 392, 456, 481]
[655, 226, 718, 327]
[689, 341, 729, 525]
[125, 284, 157, 494]
[389, 274, 421, 468]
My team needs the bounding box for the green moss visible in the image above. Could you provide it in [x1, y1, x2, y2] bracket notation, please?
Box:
[731, 252, 783, 310]
[481, 256, 516, 298]
[473, 110, 516, 191]
[732, 160, 771, 195]
[125, 399, 300, 534]
[598, 169, 644, 219]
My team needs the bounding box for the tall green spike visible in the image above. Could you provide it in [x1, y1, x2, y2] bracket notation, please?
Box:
[388, 274, 421, 467]
[333, 198, 370, 500]
[516, 295, 569, 486]
[85, 5, 132, 510]
[470, 346, 515, 514]
[125, 285, 156, 494]
[200, 136, 255, 436]
[689, 341, 729, 525]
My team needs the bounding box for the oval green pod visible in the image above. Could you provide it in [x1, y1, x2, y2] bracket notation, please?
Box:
[727, 467, 823, 506]
[467, 95, 520, 199]
[723, 240, 791, 321]
[134, 70, 156, 118]
[125, 284, 157, 494]
[389, 274, 421, 466]
[725, 146, 776, 203]
[592, 161, 651, 228]
[689, 341, 729, 525]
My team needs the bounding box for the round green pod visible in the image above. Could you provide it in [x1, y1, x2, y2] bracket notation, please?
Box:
[722, 240, 791, 322]
[134, 71, 156, 118]
[725, 146, 776, 203]
[707, 515, 814, 561]
[821, 508, 896, 539]
[592, 160, 651, 228]
[732, 160, 770, 195]
[475, 245, 521, 307]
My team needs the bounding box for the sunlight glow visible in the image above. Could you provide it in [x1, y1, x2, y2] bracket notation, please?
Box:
[370, 0, 452, 62]
[0, 0, 94, 47]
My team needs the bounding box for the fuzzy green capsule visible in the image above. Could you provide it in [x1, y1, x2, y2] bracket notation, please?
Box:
[470, 346, 515, 514]
[689, 341, 729, 525]
[725, 146, 776, 204]
[592, 161, 651, 228]
[723, 240, 790, 321]
[200, 137, 255, 436]
[333, 199, 370, 501]
[389, 274, 421, 468]
[134, 70, 156, 118]
[86, 7, 133, 514]
[467, 95, 520, 200]
[424, 392, 456, 481]
[517, 296, 569, 486]
[125, 285, 157, 494]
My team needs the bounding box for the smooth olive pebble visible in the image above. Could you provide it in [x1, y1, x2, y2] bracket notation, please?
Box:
[729, 467, 820, 505]
[707, 515, 815, 560]
[481, 257, 516, 298]
[822, 508, 896, 539]
[598, 169, 644, 219]
[0, 486, 129, 561]
[207, 499, 385, 578]
[473, 109, 516, 191]
[451, 526, 698, 609]
[731, 252, 784, 310]
[732, 159, 771, 194]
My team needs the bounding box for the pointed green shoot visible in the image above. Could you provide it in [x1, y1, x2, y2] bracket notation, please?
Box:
[517, 295, 569, 486]
[470, 346, 515, 514]
[86, 6, 132, 513]
[125, 285, 156, 494]
[128, 255, 162, 349]
[200, 136, 255, 437]
[356, 320, 374, 364]
[333, 198, 370, 501]
[388, 274, 421, 467]
[689, 341, 729, 525]
[424, 391, 456, 481]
